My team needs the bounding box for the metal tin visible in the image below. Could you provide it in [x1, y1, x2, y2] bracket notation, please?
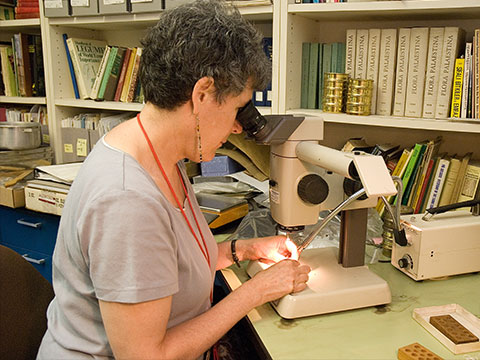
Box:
[0, 122, 42, 150]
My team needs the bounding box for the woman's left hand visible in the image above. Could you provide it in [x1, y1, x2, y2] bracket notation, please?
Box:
[245, 236, 299, 264]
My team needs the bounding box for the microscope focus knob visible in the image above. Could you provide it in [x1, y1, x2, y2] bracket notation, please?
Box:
[398, 255, 412, 269]
[297, 174, 328, 205]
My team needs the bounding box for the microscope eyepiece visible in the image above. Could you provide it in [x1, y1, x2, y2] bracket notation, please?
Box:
[236, 100, 270, 141]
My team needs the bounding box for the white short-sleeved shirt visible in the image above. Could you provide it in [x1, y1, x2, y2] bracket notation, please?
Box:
[37, 137, 217, 359]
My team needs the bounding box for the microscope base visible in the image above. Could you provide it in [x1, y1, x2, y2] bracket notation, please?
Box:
[246, 246, 391, 319]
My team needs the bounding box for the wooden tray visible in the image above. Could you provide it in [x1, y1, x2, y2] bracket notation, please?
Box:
[413, 304, 480, 355]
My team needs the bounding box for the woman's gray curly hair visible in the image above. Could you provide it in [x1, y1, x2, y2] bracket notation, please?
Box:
[139, 0, 271, 110]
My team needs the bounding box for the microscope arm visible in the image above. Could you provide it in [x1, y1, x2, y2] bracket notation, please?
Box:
[297, 188, 367, 253]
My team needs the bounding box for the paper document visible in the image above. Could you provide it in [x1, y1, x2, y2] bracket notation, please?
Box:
[35, 163, 82, 185]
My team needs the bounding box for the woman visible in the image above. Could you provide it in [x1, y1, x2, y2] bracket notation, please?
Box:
[37, 1, 310, 359]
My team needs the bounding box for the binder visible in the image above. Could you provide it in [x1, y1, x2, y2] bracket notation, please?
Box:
[129, 0, 162, 13]
[44, 0, 71, 17]
[70, 0, 99, 16]
[99, 0, 128, 14]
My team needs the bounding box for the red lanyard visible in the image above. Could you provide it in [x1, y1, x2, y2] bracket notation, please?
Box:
[136, 114, 212, 298]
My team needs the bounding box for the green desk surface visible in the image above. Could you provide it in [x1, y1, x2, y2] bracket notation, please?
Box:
[220, 256, 480, 359]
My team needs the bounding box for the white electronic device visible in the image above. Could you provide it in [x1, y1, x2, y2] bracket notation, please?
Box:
[392, 210, 480, 281]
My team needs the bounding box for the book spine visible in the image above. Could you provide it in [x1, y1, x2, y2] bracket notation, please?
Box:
[422, 27, 445, 119]
[404, 27, 429, 118]
[399, 143, 422, 205]
[457, 164, 480, 202]
[62, 34, 79, 99]
[126, 48, 142, 103]
[355, 29, 369, 79]
[376, 28, 397, 116]
[98, 46, 118, 100]
[366, 29, 381, 114]
[103, 47, 125, 102]
[66, 38, 87, 99]
[345, 29, 356, 78]
[438, 158, 461, 206]
[392, 28, 411, 117]
[300, 42, 310, 109]
[435, 27, 464, 119]
[317, 43, 324, 106]
[414, 158, 434, 213]
[307, 43, 319, 109]
[120, 47, 137, 102]
[426, 158, 450, 209]
[475, 30, 480, 119]
[461, 42, 472, 119]
[114, 47, 131, 102]
[90, 46, 110, 100]
[450, 58, 464, 118]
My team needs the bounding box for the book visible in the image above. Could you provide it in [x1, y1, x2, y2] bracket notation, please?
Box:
[452, 158, 478, 207]
[422, 27, 445, 118]
[450, 152, 472, 204]
[0, 45, 18, 97]
[29, 34, 45, 97]
[438, 155, 461, 206]
[461, 42, 472, 119]
[419, 157, 440, 213]
[12, 33, 32, 97]
[300, 42, 310, 109]
[435, 27, 465, 119]
[97, 46, 119, 101]
[366, 28, 381, 113]
[317, 43, 324, 104]
[376, 29, 397, 116]
[126, 47, 142, 103]
[101, 47, 126, 101]
[62, 34, 79, 99]
[120, 47, 137, 102]
[414, 158, 435, 213]
[400, 142, 425, 205]
[114, 47, 132, 102]
[404, 27, 429, 118]
[404, 144, 428, 206]
[90, 45, 111, 100]
[345, 29, 356, 78]
[392, 28, 411, 117]
[450, 58, 465, 118]
[355, 29, 369, 79]
[307, 42, 319, 109]
[66, 37, 108, 100]
[425, 156, 450, 210]
[474, 29, 480, 119]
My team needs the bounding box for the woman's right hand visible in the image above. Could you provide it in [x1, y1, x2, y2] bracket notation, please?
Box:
[248, 259, 311, 306]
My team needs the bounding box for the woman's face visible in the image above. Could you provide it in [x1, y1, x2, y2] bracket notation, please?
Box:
[199, 85, 252, 162]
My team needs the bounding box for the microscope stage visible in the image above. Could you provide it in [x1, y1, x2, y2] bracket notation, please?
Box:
[246, 247, 391, 319]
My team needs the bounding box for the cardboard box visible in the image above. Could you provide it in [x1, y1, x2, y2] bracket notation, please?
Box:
[44, 0, 71, 17]
[200, 155, 244, 177]
[99, 0, 128, 14]
[88, 129, 101, 151]
[25, 180, 70, 216]
[61, 128, 90, 163]
[70, 0, 99, 16]
[0, 185, 25, 208]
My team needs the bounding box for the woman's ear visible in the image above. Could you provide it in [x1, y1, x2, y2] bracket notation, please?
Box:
[191, 76, 215, 114]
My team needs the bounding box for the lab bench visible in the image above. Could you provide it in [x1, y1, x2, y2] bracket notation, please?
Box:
[219, 257, 480, 359]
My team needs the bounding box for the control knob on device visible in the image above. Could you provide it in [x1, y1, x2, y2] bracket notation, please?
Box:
[398, 254, 413, 269]
[297, 174, 328, 205]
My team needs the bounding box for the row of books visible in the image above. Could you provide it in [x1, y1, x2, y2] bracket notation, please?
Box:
[300, 42, 346, 109]
[345, 27, 468, 120]
[15, 0, 40, 19]
[0, 33, 45, 97]
[375, 138, 479, 217]
[64, 35, 144, 103]
[0, 104, 47, 124]
[0, 5, 15, 19]
[253, 37, 272, 107]
[450, 29, 480, 121]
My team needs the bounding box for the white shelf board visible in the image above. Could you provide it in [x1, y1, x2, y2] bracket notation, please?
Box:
[0, 96, 46, 105]
[258, 106, 272, 116]
[47, 5, 272, 30]
[286, 109, 480, 134]
[0, 18, 41, 30]
[55, 99, 144, 111]
[288, 0, 480, 21]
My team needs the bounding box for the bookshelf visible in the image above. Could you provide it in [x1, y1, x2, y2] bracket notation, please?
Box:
[279, 0, 480, 159]
[40, 2, 275, 162]
[34, 0, 480, 163]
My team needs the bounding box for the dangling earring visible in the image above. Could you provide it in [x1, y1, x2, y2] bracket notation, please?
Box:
[195, 114, 203, 162]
